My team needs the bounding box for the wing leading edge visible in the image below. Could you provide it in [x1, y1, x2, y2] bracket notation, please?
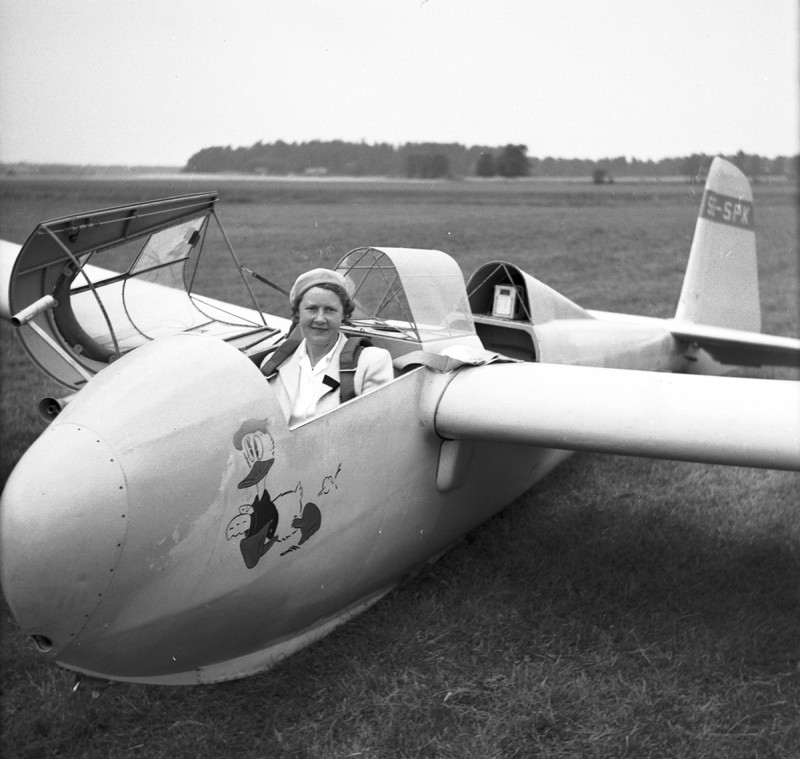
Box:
[434, 362, 800, 471]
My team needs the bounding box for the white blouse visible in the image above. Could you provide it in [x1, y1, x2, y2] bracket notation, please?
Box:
[288, 334, 345, 426]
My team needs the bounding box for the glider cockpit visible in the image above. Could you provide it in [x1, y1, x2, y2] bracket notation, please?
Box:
[2, 193, 497, 410]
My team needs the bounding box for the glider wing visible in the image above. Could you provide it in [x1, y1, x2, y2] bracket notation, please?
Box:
[434, 362, 800, 471]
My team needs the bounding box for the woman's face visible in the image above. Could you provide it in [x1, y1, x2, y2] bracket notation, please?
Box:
[298, 286, 344, 357]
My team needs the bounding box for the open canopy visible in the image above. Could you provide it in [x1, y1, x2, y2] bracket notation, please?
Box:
[2, 194, 277, 389]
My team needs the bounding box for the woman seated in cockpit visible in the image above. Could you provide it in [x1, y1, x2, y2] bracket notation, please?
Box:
[260, 269, 394, 425]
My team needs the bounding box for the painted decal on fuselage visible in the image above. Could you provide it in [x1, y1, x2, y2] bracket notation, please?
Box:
[700, 189, 754, 230]
[318, 463, 342, 496]
[225, 418, 323, 569]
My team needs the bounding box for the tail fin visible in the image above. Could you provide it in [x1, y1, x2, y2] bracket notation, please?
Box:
[670, 157, 800, 372]
[676, 157, 760, 331]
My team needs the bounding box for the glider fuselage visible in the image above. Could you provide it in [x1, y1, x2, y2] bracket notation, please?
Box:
[2, 303, 680, 684]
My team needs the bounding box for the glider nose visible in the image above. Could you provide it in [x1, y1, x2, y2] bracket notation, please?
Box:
[0, 423, 128, 657]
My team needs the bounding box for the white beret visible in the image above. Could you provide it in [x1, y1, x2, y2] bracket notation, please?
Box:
[289, 268, 352, 305]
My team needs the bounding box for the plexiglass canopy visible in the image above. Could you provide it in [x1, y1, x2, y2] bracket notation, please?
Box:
[336, 247, 476, 344]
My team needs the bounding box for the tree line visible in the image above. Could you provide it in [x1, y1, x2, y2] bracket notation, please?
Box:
[184, 140, 796, 180]
[184, 141, 492, 178]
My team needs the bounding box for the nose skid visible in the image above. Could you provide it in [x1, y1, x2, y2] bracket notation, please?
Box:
[0, 424, 128, 655]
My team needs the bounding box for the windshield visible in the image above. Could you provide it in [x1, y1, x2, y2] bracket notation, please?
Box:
[336, 247, 475, 343]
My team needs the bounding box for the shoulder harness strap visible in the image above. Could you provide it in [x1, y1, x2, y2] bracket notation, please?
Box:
[260, 338, 301, 378]
[338, 337, 373, 402]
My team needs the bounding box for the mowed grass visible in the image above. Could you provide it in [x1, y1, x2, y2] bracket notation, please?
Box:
[1, 175, 799, 758]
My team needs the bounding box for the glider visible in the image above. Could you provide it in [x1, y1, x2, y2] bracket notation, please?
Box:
[0, 157, 798, 686]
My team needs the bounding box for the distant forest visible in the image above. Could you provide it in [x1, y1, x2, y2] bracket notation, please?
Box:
[184, 140, 797, 181]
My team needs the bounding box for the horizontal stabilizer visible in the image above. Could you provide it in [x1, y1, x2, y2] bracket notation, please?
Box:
[435, 363, 800, 471]
[669, 320, 800, 368]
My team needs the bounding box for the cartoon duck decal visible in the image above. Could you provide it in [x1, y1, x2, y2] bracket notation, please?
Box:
[225, 419, 322, 569]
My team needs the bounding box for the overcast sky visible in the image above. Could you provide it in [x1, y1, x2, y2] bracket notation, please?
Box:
[0, 0, 796, 166]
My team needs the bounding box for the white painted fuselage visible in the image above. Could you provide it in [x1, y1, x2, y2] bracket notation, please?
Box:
[1, 332, 571, 683]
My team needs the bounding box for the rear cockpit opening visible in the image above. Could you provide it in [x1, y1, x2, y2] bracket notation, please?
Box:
[467, 262, 537, 361]
[467, 262, 532, 321]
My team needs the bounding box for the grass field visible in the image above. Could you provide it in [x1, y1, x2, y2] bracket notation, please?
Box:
[1, 175, 799, 758]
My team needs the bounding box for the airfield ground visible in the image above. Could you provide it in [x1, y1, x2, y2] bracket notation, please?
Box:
[1, 175, 798, 758]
